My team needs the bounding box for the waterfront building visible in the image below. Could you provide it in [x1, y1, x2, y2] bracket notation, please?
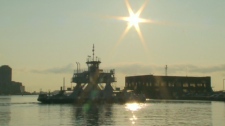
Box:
[0, 65, 25, 95]
[0, 65, 12, 85]
[125, 75, 212, 99]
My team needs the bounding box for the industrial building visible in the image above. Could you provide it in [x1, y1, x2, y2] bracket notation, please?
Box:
[0, 65, 25, 95]
[125, 75, 212, 99]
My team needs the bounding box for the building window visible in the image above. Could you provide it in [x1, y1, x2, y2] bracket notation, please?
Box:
[190, 83, 195, 87]
[168, 83, 174, 87]
[155, 83, 159, 87]
[183, 83, 188, 87]
[197, 84, 203, 87]
[125, 83, 128, 87]
[145, 83, 148, 87]
[161, 82, 166, 87]
[176, 83, 181, 87]
[132, 82, 134, 87]
[183, 89, 188, 93]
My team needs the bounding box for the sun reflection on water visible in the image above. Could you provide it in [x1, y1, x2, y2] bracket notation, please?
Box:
[125, 103, 141, 111]
[125, 103, 145, 124]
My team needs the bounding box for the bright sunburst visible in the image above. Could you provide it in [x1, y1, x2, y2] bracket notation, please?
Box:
[115, 0, 152, 51]
[124, 12, 142, 27]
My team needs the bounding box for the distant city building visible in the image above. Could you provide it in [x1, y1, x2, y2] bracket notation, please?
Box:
[0, 65, 25, 95]
[125, 75, 212, 99]
[0, 65, 12, 85]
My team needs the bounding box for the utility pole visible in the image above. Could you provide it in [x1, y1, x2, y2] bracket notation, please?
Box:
[165, 65, 168, 76]
[77, 62, 80, 73]
[223, 79, 225, 91]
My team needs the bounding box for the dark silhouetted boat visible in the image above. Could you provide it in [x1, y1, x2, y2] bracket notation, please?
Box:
[37, 45, 145, 104]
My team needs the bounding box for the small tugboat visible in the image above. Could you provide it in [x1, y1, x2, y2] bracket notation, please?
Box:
[38, 45, 145, 104]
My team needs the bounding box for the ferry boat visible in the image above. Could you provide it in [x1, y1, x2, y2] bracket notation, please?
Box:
[37, 45, 145, 104]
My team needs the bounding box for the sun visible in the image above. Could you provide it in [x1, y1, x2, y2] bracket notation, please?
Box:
[126, 13, 141, 27]
[114, 0, 152, 51]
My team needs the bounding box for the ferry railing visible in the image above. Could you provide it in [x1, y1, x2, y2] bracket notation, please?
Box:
[86, 57, 101, 62]
[100, 69, 115, 74]
[73, 67, 115, 74]
[73, 69, 88, 74]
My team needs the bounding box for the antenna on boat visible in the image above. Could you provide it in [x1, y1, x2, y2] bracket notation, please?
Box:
[63, 77, 65, 90]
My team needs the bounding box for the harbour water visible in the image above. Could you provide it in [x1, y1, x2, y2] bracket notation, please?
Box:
[0, 95, 225, 126]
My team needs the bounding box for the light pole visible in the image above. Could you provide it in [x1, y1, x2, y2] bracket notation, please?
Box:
[223, 79, 225, 92]
[78, 62, 80, 72]
[76, 62, 78, 73]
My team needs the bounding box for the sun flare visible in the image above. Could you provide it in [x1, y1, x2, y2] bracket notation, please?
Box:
[114, 0, 152, 51]
[125, 13, 141, 27]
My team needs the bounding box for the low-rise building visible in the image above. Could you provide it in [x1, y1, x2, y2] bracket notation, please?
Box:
[125, 75, 212, 99]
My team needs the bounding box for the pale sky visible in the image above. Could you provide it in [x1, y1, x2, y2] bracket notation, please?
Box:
[1, 0, 225, 92]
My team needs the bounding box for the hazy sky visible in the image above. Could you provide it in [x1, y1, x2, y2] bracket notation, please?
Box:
[1, 0, 225, 92]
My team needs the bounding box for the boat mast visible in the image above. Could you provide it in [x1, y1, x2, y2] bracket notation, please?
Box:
[63, 77, 65, 90]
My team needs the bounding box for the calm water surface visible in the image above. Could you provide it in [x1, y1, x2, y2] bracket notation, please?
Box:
[0, 95, 225, 126]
